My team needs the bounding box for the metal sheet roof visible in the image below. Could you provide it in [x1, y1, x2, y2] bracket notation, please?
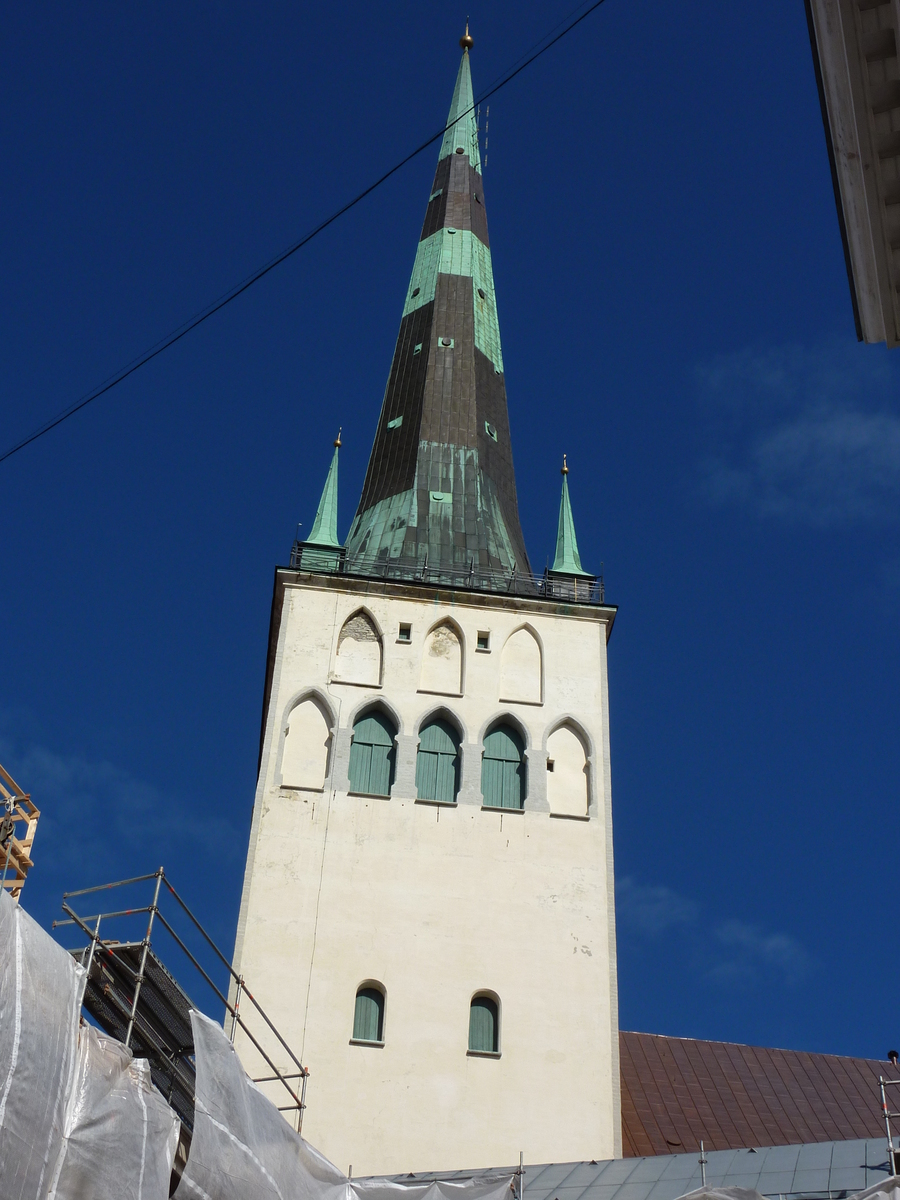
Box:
[370, 1138, 893, 1200]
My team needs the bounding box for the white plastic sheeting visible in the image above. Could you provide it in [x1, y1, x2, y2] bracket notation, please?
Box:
[175, 1010, 515, 1200]
[46, 1023, 180, 1200]
[847, 1179, 900, 1200]
[0, 888, 85, 1200]
[353, 1178, 516, 1200]
[675, 1190, 767, 1200]
[174, 1009, 347, 1200]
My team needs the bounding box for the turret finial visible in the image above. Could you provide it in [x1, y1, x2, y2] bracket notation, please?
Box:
[334, 428, 342, 448]
[459, 19, 473, 50]
[561, 454, 568, 475]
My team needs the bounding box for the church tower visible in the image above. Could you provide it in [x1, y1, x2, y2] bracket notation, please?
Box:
[232, 33, 620, 1176]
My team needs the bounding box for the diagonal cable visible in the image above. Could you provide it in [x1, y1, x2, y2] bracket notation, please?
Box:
[0, 0, 609, 467]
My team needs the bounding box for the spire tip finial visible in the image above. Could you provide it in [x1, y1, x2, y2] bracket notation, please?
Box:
[459, 19, 473, 50]
[334, 428, 342, 448]
[561, 454, 568, 475]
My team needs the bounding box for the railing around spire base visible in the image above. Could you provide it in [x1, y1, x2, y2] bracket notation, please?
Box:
[288, 541, 606, 606]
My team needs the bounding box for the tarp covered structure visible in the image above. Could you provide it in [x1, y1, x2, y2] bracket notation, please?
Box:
[839, 1180, 900, 1200]
[176, 1010, 516, 1200]
[0, 888, 85, 1199]
[674, 1189, 768, 1200]
[47, 1023, 179, 1200]
[0, 889, 179, 1200]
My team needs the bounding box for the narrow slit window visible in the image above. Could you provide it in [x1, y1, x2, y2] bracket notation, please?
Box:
[468, 995, 499, 1054]
[352, 986, 385, 1043]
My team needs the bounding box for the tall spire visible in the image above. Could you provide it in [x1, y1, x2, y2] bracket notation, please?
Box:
[551, 456, 591, 576]
[307, 432, 342, 548]
[345, 33, 531, 586]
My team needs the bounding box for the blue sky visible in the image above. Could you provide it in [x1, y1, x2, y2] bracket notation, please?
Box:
[3, 0, 899, 1063]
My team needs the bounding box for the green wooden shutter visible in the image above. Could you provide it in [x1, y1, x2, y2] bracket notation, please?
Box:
[481, 725, 525, 809]
[353, 987, 384, 1042]
[468, 996, 498, 1053]
[416, 719, 460, 803]
[349, 711, 397, 796]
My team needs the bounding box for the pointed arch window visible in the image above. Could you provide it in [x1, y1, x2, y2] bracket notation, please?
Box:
[481, 723, 526, 810]
[468, 994, 499, 1055]
[352, 985, 385, 1044]
[349, 710, 396, 797]
[416, 718, 461, 804]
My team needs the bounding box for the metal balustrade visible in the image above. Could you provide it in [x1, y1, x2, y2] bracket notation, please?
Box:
[288, 541, 606, 605]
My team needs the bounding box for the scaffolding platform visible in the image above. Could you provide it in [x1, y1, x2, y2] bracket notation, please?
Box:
[55, 868, 308, 1135]
[73, 939, 197, 1128]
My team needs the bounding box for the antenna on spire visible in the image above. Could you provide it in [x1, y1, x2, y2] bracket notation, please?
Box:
[460, 19, 474, 50]
[334, 428, 342, 448]
[562, 454, 568, 475]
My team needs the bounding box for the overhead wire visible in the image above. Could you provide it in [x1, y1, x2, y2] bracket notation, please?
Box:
[0, 0, 609, 467]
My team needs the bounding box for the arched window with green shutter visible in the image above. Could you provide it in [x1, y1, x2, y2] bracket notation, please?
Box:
[348, 710, 397, 796]
[352, 985, 385, 1043]
[481, 723, 526, 809]
[468, 994, 499, 1054]
[416, 718, 461, 803]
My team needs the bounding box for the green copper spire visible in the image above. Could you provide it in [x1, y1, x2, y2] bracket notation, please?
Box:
[551, 456, 591, 576]
[345, 34, 532, 586]
[307, 432, 342, 547]
[439, 37, 481, 171]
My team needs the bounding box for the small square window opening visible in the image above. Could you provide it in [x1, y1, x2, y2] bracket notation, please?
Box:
[476, 631, 490, 651]
[398, 623, 412, 643]
[546, 759, 555, 772]
[484, 422, 498, 442]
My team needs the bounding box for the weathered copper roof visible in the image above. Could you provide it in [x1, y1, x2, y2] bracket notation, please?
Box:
[345, 45, 532, 584]
[621, 1031, 892, 1157]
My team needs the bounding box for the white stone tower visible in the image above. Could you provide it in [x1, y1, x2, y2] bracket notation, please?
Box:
[232, 35, 620, 1177]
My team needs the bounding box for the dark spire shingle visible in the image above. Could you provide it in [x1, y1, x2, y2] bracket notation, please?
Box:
[345, 46, 531, 583]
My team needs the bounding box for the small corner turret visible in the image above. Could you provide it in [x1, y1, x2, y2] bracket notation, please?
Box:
[546, 455, 598, 601]
[290, 432, 346, 572]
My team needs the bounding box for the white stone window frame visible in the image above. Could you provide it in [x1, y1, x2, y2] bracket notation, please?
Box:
[275, 688, 337, 793]
[541, 715, 598, 820]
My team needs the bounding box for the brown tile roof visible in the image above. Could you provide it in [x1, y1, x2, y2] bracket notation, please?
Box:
[621, 1030, 893, 1157]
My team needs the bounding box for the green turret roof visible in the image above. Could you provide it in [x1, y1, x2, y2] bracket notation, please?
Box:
[551, 457, 591, 576]
[306, 435, 342, 548]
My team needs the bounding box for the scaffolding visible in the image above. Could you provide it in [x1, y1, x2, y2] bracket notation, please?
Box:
[879, 1074, 900, 1175]
[53, 867, 309, 1135]
[0, 761, 39, 899]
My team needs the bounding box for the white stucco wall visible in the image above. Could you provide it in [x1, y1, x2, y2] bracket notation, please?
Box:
[232, 573, 620, 1176]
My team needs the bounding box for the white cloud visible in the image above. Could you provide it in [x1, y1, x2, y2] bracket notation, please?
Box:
[617, 875, 812, 990]
[696, 342, 900, 526]
[708, 919, 812, 988]
[616, 875, 699, 935]
[0, 728, 240, 887]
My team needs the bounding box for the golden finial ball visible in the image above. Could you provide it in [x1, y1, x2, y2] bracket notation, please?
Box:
[460, 22, 473, 49]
